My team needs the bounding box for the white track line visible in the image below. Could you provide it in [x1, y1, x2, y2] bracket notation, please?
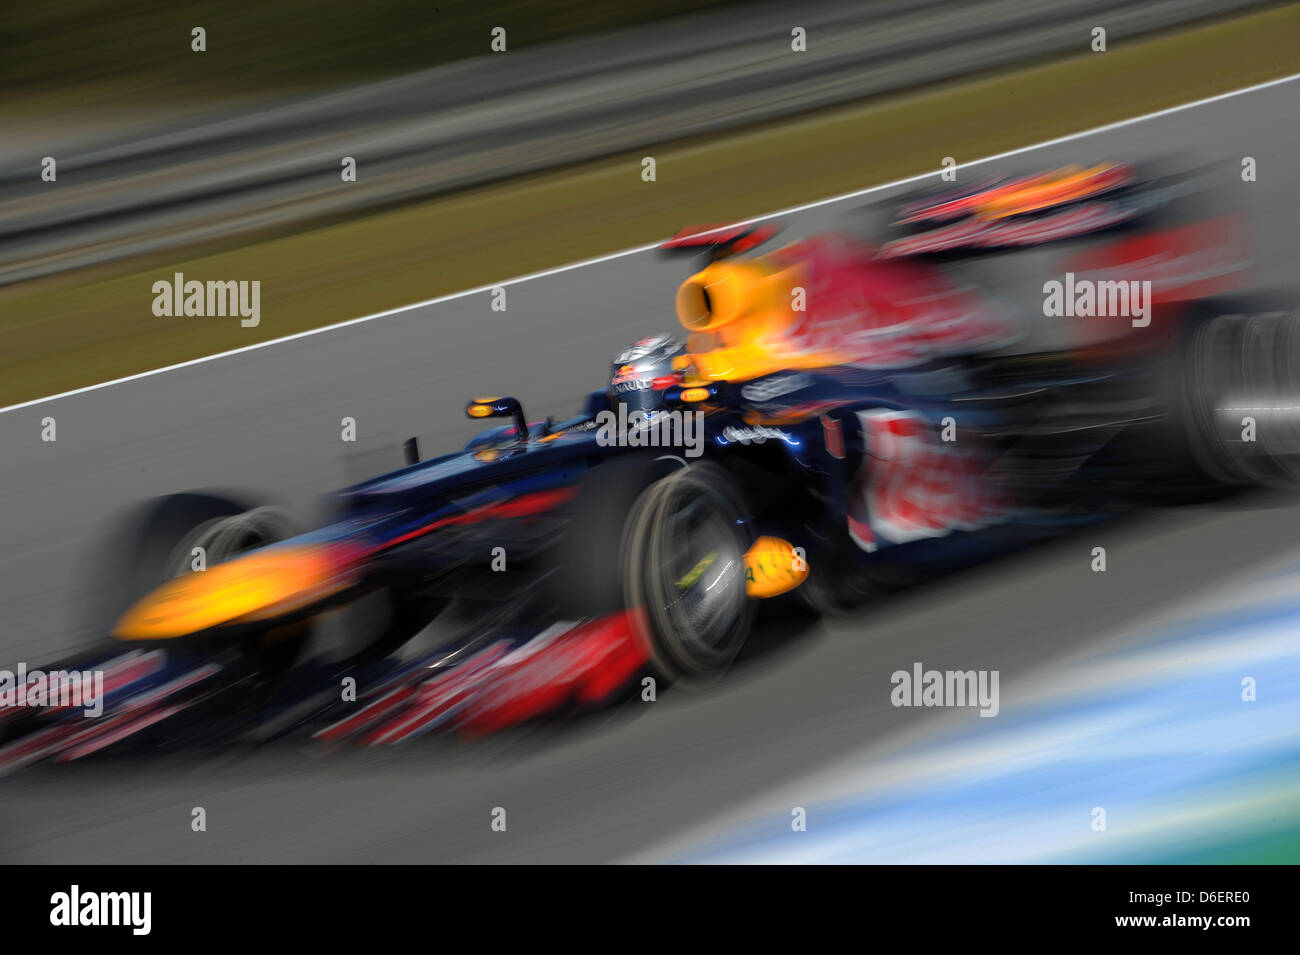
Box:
[3, 70, 1298, 418]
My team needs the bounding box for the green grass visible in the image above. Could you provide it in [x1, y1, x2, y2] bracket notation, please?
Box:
[2, 4, 1299, 408]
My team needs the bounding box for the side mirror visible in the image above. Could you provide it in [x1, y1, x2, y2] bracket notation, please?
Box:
[466, 396, 529, 444]
[402, 436, 420, 465]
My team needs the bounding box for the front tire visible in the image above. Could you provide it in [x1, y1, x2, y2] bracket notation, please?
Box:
[624, 463, 755, 680]
[553, 459, 755, 682]
[85, 492, 309, 680]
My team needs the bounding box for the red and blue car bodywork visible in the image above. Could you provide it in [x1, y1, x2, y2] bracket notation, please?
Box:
[3, 164, 1292, 769]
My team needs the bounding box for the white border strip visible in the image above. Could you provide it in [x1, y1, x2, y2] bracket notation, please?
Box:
[3, 70, 1298, 418]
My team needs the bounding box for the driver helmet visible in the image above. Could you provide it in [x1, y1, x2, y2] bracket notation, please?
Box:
[607, 334, 687, 417]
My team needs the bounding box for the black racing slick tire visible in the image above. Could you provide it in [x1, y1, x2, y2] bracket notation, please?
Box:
[550, 456, 681, 619]
[83, 492, 308, 674]
[624, 463, 755, 681]
[1179, 299, 1300, 487]
[553, 458, 755, 682]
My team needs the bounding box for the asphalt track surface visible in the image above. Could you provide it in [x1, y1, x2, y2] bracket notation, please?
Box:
[0, 79, 1298, 862]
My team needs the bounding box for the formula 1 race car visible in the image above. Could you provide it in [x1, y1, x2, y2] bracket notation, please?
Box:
[3, 164, 1297, 767]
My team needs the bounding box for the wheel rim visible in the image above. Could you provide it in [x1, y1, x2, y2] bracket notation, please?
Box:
[662, 495, 745, 649]
[636, 471, 750, 673]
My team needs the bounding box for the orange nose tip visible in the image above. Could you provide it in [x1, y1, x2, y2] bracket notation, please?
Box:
[112, 544, 355, 641]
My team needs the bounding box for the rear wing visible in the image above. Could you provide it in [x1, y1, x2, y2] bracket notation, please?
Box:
[897, 163, 1133, 225]
[879, 163, 1154, 258]
[659, 223, 779, 261]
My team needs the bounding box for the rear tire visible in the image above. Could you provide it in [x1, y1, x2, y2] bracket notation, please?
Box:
[1180, 300, 1300, 486]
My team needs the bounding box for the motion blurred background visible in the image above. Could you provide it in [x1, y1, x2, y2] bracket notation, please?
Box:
[2, 0, 1296, 404]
